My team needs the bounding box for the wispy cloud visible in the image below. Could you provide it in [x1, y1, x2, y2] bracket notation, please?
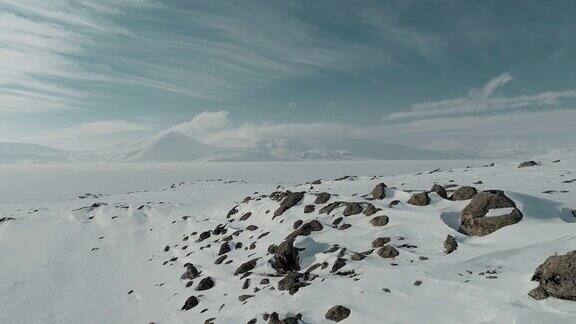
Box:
[39, 120, 154, 140]
[383, 73, 576, 121]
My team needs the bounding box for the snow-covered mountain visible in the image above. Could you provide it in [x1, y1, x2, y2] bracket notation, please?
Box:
[0, 142, 70, 163]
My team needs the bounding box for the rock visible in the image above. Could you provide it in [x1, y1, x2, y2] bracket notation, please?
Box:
[369, 215, 389, 227]
[273, 239, 300, 273]
[431, 184, 448, 199]
[315, 192, 331, 204]
[407, 192, 430, 206]
[518, 160, 538, 168]
[182, 296, 199, 310]
[450, 186, 478, 201]
[304, 205, 315, 213]
[377, 245, 399, 258]
[286, 220, 323, 241]
[331, 258, 347, 273]
[196, 277, 215, 291]
[197, 230, 211, 242]
[164, 245, 170, 252]
[319, 202, 344, 214]
[214, 255, 227, 265]
[343, 202, 363, 216]
[278, 271, 309, 294]
[371, 183, 387, 199]
[528, 286, 550, 300]
[311, 179, 322, 185]
[363, 203, 380, 216]
[388, 200, 400, 208]
[372, 237, 391, 248]
[246, 225, 258, 231]
[413, 280, 422, 286]
[238, 295, 254, 302]
[460, 190, 522, 236]
[325, 305, 351, 322]
[239, 212, 252, 221]
[274, 192, 305, 217]
[444, 235, 457, 254]
[234, 258, 258, 275]
[293, 220, 303, 229]
[227, 206, 239, 218]
[530, 250, 576, 300]
[218, 242, 231, 255]
[184, 263, 200, 280]
[351, 252, 365, 261]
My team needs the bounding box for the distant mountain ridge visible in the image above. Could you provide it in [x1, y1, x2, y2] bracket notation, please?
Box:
[0, 142, 70, 163]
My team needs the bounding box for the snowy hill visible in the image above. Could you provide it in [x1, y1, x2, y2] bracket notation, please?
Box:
[2, 156, 576, 323]
[0, 142, 70, 163]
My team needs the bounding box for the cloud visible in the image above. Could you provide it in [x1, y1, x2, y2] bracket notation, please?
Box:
[40, 120, 154, 140]
[166, 111, 231, 137]
[383, 73, 576, 121]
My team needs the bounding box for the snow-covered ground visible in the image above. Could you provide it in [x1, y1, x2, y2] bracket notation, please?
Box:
[1, 156, 576, 323]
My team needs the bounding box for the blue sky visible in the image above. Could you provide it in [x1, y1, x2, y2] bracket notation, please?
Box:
[1, 0, 576, 153]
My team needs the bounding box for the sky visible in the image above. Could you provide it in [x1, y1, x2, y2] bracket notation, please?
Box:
[1, 0, 576, 155]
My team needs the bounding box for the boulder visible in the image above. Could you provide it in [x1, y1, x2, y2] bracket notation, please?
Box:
[371, 183, 387, 199]
[459, 190, 522, 236]
[286, 220, 323, 240]
[273, 239, 300, 273]
[407, 192, 430, 206]
[234, 258, 258, 275]
[325, 305, 351, 322]
[343, 202, 363, 216]
[431, 184, 448, 199]
[184, 263, 200, 280]
[450, 186, 478, 201]
[444, 235, 457, 254]
[377, 245, 399, 258]
[530, 250, 576, 300]
[303, 205, 315, 214]
[319, 202, 344, 214]
[363, 203, 380, 216]
[278, 271, 309, 295]
[196, 277, 215, 291]
[274, 192, 305, 217]
[372, 237, 391, 248]
[315, 192, 331, 204]
[218, 242, 231, 255]
[369, 215, 389, 227]
[181, 296, 199, 310]
[518, 160, 538, 168]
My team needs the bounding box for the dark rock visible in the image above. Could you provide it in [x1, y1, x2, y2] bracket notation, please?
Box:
[431, 184, 448, 199]
[286, 220, 323, 240]
[325, 305, 351, 322]
[238, 294, 254, 302]
[246, 225, 258, 231]
[227, 206, 239, 218]
[444, 235, 458, 254]
[530, 250, 576, 300]
[239, 212, 252, 221]
[218, 242, 231, 255]
[293, 220, 303, 229]
[315, 192, 331, 204]
[304, 205, 315, 214]
[351, 252, 365, 261]
[372, 237, 391, 248]
[528, 286, 550, 300]
[164, 245, 170, 252]
[450, 186, 478, 201]
[331, 258, 347, 273]
[332, 217, 343, 226]
[319, 202, 344, 214]
[273, 239, 300, 273]
[197, 231, 211, 242]
[369, 215, 389, 227]
[182, 296, 199, 310]
[413, 280, 422, 286]
[377, 246, 399, 258]
[338, 223, 351, 230]
[363, 203, 380, 216]
[197, 277, 215, 291]
[278, 271, 309, 295]
[371, 183, 387, 199]
[407, 192, 430, 206]
[234, 258, 258, 275]
[388, 200, 400, 208]
[460, 190, 522, 236]
[214, 255, 227, 265]
[184, 263, 200, 280]
[274, 192, 305, 217]
[311, 179, 322, 185]
[343, 202, 363, 216]
[518, 160, 538, 168]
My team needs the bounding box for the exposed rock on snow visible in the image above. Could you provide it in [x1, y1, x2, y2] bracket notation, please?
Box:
[369, 215, 389, 227]
[314, 192, 331, 204]
[325, 305, 351, 322]
[407, 192, 430, 206]
[518, 160, 539, 168]
[371, 183, 387, 199]
[431, 184, 448, 199]
[444, 235, 458, 254]
[274, 192, 305, 217]
[459, 190, 523, 236]
[450, 186, 478, 201]
[363, 203, 380, 216]
[343, 202, 363, 216]
[530, 250, 576, 301]
[377, 245, 399, 258]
